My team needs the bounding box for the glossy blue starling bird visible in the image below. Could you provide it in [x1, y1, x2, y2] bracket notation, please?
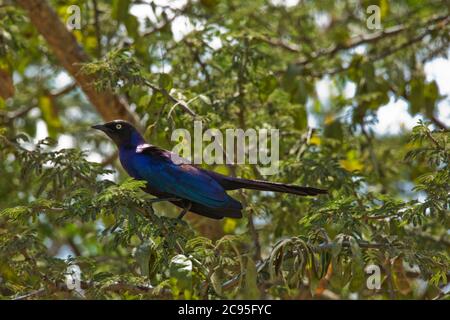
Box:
[92, 120, 327, 220]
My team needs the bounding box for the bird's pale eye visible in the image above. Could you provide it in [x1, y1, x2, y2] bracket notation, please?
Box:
[116, 124, 122, 130]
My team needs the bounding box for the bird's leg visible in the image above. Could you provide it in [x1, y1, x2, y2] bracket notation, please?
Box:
[177, 202, 192, 220]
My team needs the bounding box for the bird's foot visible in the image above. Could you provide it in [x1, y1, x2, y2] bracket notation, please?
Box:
[177, 202, 192, 220]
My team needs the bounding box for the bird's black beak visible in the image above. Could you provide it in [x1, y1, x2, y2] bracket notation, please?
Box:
[92, 123, 120, 145]
[91, 124, 109, 132]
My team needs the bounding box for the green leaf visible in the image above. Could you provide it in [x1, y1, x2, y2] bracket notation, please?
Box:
[169, 254, 193, 290]
[423, 80, 439, 117]
[348, 237, 365, 291]
[332, 236, 344, 258]
[198, 94, 212, 105]
[134, 239, 158, 278]
[112, 0, 130, 23]
[281, 64, 303, 93]
[290, 78, 311, 105]
[409, 77, 425, 115]
[138, 95, 151, 109]
[158, 73, 173, 91]
[259, 75, 277, 101]
[125, 14, 139, 39]
[243, 256, 260, 299]
[291, 104, 307, 131]
[323, 116, 343, 140]
[0, 206, 30, 220]
[149, 91, 167, 110]
[38, 95, 62, 138]
[210, 267, 223, 296]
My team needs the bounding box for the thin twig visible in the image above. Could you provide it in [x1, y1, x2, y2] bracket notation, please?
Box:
[143, 80, 197, 117]
[294, 14, 450, 66]
[51, 82, 77, 97]
[92, 0, 102, 58]
[313, 14, 450, 77]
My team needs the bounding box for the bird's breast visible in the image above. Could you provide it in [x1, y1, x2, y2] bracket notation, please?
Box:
[118, 148, 143, 180]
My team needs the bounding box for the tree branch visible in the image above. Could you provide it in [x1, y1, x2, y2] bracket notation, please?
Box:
[430, 115, 449, 131]
[14, 280, 171, 300]
[143, 80, 197, 117]
[294, 13, 450, 66]
[15, 0, 141, 127]
[311, 14, 450, 77]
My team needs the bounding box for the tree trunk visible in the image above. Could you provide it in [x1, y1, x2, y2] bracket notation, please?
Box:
[0, 69, 14, 100]
[15, 0, 140, 127]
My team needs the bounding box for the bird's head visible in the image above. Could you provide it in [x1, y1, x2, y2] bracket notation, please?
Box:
[92, 120, 144, 147]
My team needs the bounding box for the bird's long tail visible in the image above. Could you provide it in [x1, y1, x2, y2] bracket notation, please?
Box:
[204, 170, 327, 196]
[225, 177, 327, 196]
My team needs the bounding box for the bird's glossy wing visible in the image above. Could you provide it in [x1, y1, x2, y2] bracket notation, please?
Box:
[136, 144, 191, 165]
[135, 144, 240, 209]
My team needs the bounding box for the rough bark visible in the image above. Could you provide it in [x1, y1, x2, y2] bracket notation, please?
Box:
[15, 0, 140, 127]
[0, 69, 14, 100]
